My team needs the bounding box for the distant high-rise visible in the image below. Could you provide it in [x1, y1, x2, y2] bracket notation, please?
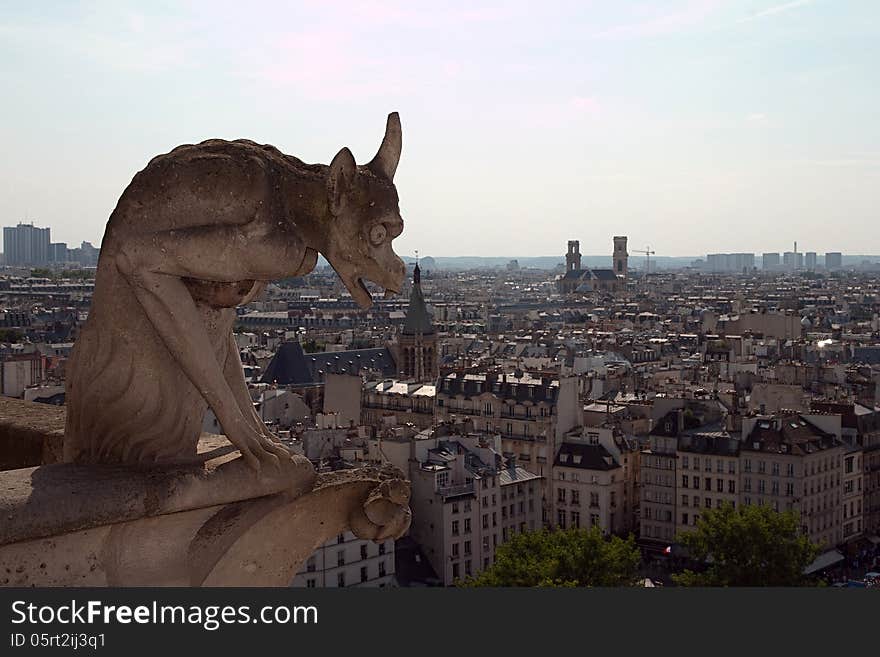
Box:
[783, 251, 803, 271]
[2, 222, 50, 266]
[705, 253, 754, 273]
[762, 252, 781, 270]
[48, 242, 68, 263]
[825, 252, 843, 270]
[805, 252, 817, 271]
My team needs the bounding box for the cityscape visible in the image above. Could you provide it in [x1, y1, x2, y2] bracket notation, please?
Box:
[2, 221, 879, 587]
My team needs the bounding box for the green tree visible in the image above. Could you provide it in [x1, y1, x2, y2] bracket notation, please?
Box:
[0, 329, 23, 343]
[461, 526, 641, 587]
[672, 503, 818, 587]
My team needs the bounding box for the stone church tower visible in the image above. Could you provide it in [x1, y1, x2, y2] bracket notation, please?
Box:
[398, 264, 437, 381]
[613, 236, 628, 279]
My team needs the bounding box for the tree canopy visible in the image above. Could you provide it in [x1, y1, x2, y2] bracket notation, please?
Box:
[461, 526, 641, 587]
[673, 503, 819, 587]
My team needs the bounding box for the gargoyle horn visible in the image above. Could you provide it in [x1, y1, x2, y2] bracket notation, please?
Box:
[367, 112, 402, 181]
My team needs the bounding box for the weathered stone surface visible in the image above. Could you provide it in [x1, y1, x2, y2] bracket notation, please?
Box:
[0, 397, 65, 471]
[64, 113, 406, 471]
[0, 114, 413, 587]
[0, 461, 410, 587]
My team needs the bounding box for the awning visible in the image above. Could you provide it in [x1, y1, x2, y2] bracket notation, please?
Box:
[803, 549, 845, 575]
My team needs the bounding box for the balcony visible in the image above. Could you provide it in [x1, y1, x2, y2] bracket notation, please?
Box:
[438, 482, 475, 499]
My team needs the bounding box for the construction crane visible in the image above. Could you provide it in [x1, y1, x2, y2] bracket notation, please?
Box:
[632, 246, 655, 275]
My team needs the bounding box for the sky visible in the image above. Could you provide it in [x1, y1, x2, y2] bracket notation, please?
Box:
[1, 0, 878, 258]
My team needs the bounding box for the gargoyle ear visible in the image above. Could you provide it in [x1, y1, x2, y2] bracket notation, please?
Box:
[328, 147, 357, 216]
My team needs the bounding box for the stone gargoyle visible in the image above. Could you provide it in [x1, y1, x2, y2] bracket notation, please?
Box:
[48, 113, 411, 578]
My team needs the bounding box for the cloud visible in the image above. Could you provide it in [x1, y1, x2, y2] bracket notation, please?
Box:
[746, 112, 768, 122]
[591, 0, 724, 40]
[738, 0, 813, 23]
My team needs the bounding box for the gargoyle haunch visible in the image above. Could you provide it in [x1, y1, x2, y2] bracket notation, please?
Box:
[64, 113, 407, 470]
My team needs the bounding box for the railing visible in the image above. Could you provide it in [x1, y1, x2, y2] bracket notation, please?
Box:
[438, 482, 475, 498]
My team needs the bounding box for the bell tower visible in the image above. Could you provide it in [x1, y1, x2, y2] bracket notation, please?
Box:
[566, 240, 582, 272]
[613, 236, 628, 279]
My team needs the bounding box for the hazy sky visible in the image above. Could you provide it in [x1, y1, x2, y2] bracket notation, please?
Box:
[2, 1, 878, 258]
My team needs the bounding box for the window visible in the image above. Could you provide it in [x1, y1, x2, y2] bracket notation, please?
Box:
[682, 475, 689, 488]
[705, 497, 711, 509]
[452, 520, 459, 536]
[337, 550, 345, 567]
[728, 461, 736, 474]
[337, 572, 346, 587]
[452, 502, 459, 514]
[452, 543, 459, 557]
[464, 560, 471, 576]
[492, 513, 497, 527]
[693, 496, 700, 507]
[378, 542, 386, 556]
[694, 457, 700, 470]
[452, 563, 459, 579]
[787, 463, 794, 477]
[590, 513, 600, 527]
[682, 513, 689, 525]
[682, 494, 689, 506]
[845, 456, 854, 474]
[306, 578, 316, 588]
[306, 557, 316, 573]
[682, 456, 689, 469]
[744, 459, 752, 473]
[758, 479, 766, 494]
[590, 492, 599, 507]
[758, 461, 766, 474]
[571, 490, 580, 505]
[360, 545, 368, 560]
[716, 459, 723, 473]
[482, 514, 488, 529]
[704, 477, 711, 491]
[744, 477, 751, 492]
[771, 481, 779, 496]
[337, 533, 345, 544]
[772, 462, 779, 476]
[728, 480, 736, 494]
[464, 540, 472, 555]
[379, 562, 386, 577]
[610, 492, 616, 508]
[716, 479, 723, 492]
[557, 510, 566, 529]
[558, 488, 567, 502]
[360, 566, 368, 583]
[464, 518, 471, 533]
[693, 476, 700, 490]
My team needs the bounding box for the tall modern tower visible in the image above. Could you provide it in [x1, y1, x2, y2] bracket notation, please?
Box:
[2, 222, 50, 266]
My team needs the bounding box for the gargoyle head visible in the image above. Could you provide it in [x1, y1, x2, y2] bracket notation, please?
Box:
[322, 112, 407, 309]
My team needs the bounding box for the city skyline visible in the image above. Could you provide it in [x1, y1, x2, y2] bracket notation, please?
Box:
[2, 1, 879, 257]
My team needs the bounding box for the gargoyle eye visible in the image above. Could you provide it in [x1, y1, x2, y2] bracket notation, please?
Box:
[369, 224, 387, 246]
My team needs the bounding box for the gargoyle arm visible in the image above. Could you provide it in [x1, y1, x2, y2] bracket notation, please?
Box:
[113, 224, 304, 469]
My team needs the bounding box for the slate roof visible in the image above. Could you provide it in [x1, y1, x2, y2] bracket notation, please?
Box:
[554, 442, 620, 470]
[402, 264, 434, 336]
[743, 414, 840, 456]
[261, 341, 397, 385]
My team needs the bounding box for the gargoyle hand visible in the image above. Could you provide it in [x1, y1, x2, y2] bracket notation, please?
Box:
[349, 478, 412, 542]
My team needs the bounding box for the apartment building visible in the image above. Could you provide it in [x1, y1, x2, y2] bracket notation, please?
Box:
[361, 379, 436, 430]
[434, 371, 581, 479]
[675, 432, 740, 534]
[408, 430, 542, 585]
[291, 530, 395, 588]
[640, 411, 680, 544]
[551, 426, 640, 535]
[741, 413, 845, 549]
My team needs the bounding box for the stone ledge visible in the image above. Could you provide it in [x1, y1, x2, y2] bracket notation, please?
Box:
[0, 396, 65, 471]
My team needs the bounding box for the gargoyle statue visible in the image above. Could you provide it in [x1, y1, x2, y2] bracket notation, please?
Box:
[64, 113, 407, 473]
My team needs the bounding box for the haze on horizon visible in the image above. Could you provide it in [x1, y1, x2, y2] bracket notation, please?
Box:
[1, 1, 878, 259]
